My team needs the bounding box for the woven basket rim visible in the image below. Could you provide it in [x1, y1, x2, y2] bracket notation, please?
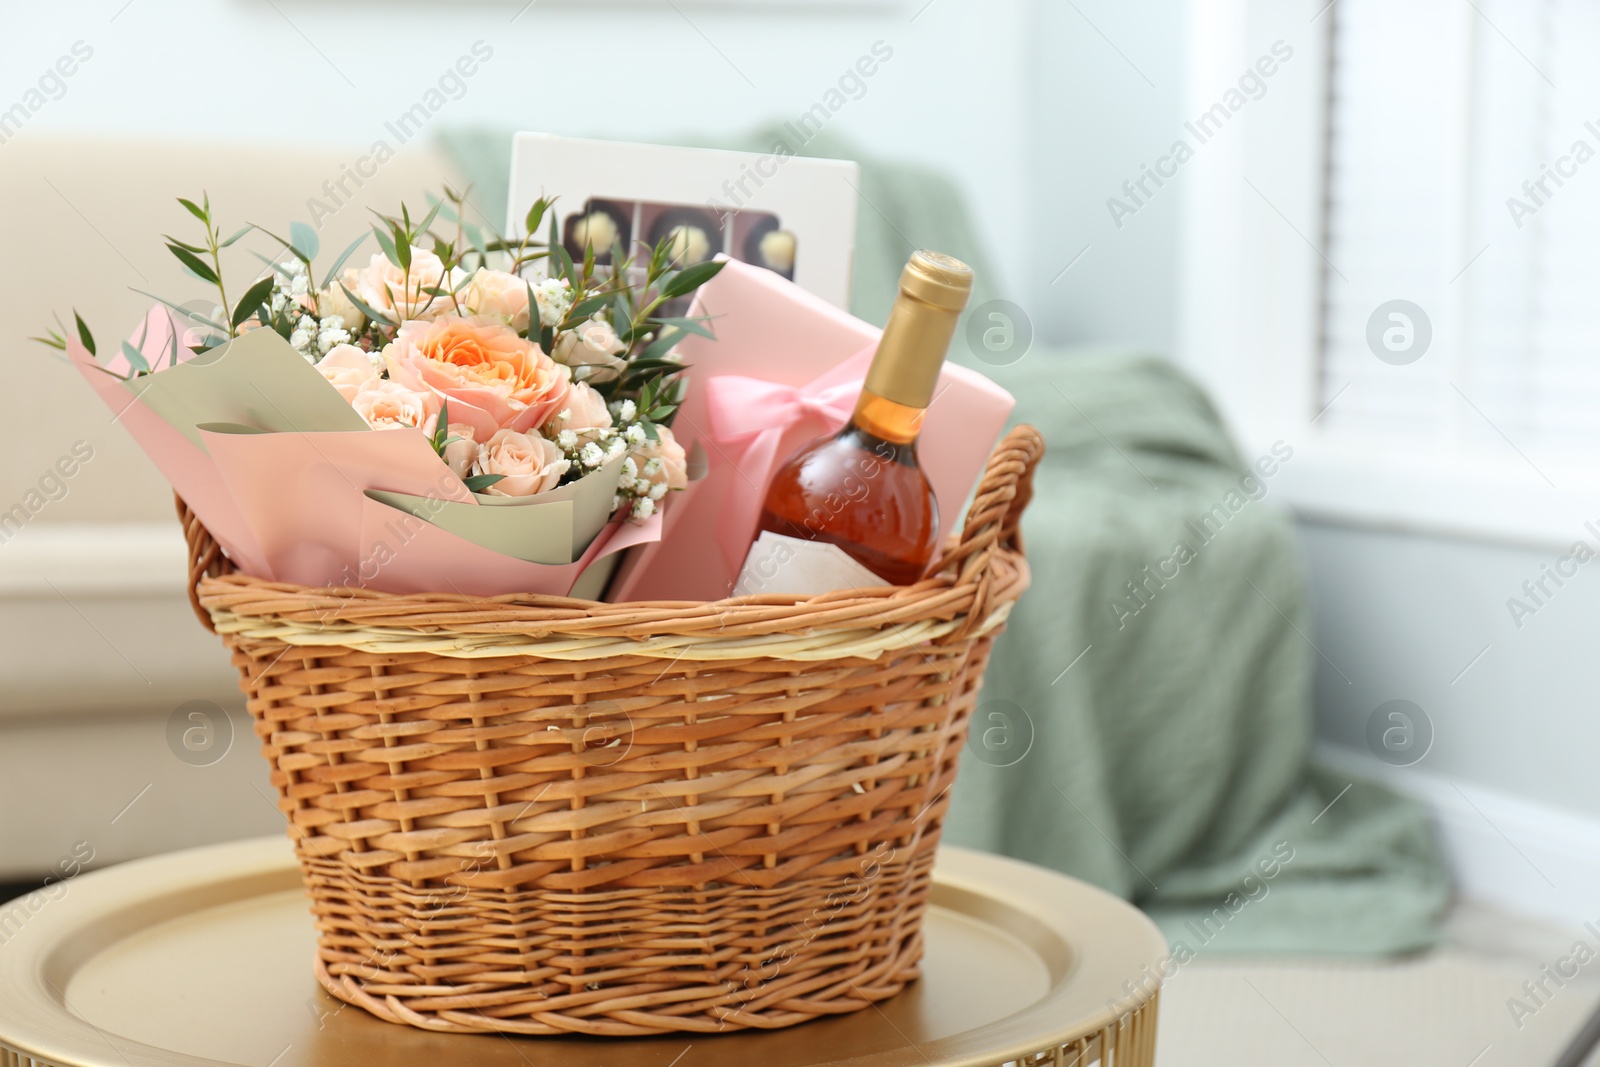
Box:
[182, 424, 1045, 648]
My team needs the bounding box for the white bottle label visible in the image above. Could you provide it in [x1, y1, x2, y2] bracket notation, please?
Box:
[733, 531, 886, 597]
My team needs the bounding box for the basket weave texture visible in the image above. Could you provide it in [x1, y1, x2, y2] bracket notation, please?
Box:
[182, 424, 1043, 1036]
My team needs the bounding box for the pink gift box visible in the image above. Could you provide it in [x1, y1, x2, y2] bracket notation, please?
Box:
[610, 258, 1015, 603]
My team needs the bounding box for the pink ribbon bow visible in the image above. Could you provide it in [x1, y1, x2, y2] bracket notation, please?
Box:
[701, 374, 862, 569]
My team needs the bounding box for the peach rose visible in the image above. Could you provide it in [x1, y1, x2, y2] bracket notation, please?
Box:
[351, 379, 438, 432]
[315, 344, 378, 402]
[463, 268, 530, 331]
[556, 381, 613, 433]
[353, 249, 463, 323]
[384, 315, 572, 439]
[635, 424, 688, 492]
[552, 314, 627, 381]
[473, 429, 570, 497]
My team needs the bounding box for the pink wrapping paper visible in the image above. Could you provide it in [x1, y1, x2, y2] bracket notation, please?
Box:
[197, 425, 476, 588]
[357, 502, 662, 598]
[70, 307, 662, 598]
[68, 312, 273, 579]
[610, 258, 1015, 603]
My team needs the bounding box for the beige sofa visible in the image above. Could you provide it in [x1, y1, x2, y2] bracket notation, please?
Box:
[0, 136, 465, 878]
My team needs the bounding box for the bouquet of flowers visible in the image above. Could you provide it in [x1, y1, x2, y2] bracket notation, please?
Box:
[36, 186, 726, 595]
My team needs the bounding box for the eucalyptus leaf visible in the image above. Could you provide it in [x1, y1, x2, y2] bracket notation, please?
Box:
[73, 311, 96, 356]
[659, 259, 725, 300]
[231, 276, 276, 330]
[653, 314, 717, 340]
[319, 231, 370, 290]
[644, 328, 685, 359]
[162, 235, 208, 254]
[414, 199, 443, 237]
[371, 224, 399, 268]
[524, 196, 550, 238]
[120, 340, 151, 375]
[289, 221, 319, 261]
[338, 280, 396, 328]
[463, 473, 505, 493]
[393, 223, 412, 273]
[252, 224, 312, 265]
[131, 289, 228, 333]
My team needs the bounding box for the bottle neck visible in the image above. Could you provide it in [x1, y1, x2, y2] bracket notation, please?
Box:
[862, 289, 962, 412]
[850, 388, 925, 446]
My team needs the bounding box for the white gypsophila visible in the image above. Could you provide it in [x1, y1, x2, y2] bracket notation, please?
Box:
[534, 278, 573, 328]
[642, 457, 663, 477]
[555, 408, 572, 423]
[621, 457, 637, 481]
[315, 316, 351, 356]
[611, 494, 622, 513]
[557, 429, 577, 450]
[648, 481, 668, 501]
[614, 399, 637, 422]
[631, 497, 655, 520]
[606, 436, 627, 458]
[289, 327, 311, 353]
[580, 441, 605, 467]
[624, 424, 646, 445]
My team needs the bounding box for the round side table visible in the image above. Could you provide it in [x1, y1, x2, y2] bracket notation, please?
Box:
[0, 838, 1166, 1067]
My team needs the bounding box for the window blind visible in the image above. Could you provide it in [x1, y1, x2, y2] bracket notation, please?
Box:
[1320, 0, 1600, 456]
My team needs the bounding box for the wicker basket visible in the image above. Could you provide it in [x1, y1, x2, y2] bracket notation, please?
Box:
[179, 424, 1043, 1037]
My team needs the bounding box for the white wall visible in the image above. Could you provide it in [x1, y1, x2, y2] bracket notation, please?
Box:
[0, 0, 1034, 296]
[1027, 0, 1185, 354]
[1301, 521, 1600, 820]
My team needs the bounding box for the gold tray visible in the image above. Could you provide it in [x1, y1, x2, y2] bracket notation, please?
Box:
[0, 838, 1166, 1067]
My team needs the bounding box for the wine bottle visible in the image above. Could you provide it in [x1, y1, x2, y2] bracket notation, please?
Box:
[752, 249, 974, 587]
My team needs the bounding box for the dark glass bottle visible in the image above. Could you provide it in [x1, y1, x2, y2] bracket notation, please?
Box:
[756, 250, 974, 585]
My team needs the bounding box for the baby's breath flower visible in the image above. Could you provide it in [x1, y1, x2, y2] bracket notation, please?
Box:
[624, 424, 646, 445]
[580, 441, 605, 467]
[647, 481, 668, 501]
[631, 497, 655, 520]
[557, 429, 577, 450]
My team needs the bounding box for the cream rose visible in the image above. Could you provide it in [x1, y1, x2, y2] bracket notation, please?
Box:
[315, 344, 378, 402]
[552, 314, 628, 382]
[313, 279, 367, 334]
[635, 424, 688, 492]
[384, 315, 572, 438]
[555, 381, 613, 433]
[473, 429, 570, 497]
[463, 268, 531, 331]
[351, 379, 438, 431]
[353, 249, 463, 323]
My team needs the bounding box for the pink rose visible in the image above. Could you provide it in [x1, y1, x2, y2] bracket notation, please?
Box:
[636, 424, 688, 491]
[384, 315, 571, 439]
[315, 344, 378, 402]
[353, 249, 463, 323]
[556, 381, 613, 433]
[473, 429, 570, 497]
[351, 379, 439, 431]
[463, 268, 531, 331]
